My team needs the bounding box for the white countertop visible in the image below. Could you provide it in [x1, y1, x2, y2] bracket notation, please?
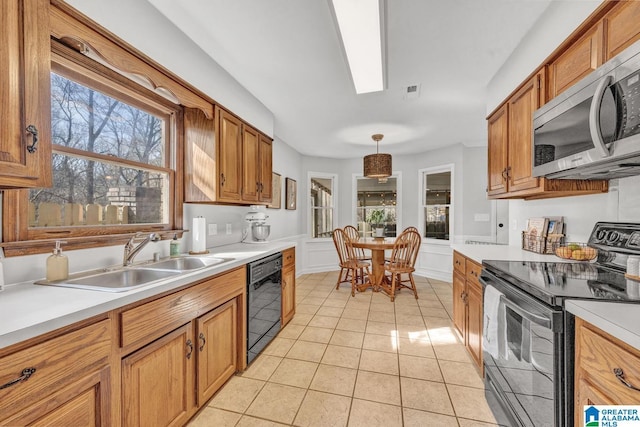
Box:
[0, 241, 295, 350]
[566, 300, 640, 351]
[451, 243, 569, 265]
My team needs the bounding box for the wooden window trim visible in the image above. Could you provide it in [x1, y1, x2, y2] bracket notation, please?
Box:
[1, 9, 191, 257]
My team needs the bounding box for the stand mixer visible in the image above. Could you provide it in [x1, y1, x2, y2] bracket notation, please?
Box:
[243, 205, 271, 243]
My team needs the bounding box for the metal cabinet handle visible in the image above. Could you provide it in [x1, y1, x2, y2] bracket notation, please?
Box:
[614, 368, 640, 391]
[256, 182, 260, 192]
[0, 367, 37, 390]
[26, 125, 39, 153]
[186, 339, 194, 359]
[501, 168, 508, 181]
[220, 173, 226, 186]
[198, 332, 206, 352]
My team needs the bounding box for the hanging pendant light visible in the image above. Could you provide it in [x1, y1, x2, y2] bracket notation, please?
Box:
[363, 134, 392, 178]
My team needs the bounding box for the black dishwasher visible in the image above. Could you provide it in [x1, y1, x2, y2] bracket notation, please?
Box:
[246, 253, 282, 364]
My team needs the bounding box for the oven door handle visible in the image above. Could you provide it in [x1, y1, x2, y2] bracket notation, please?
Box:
[500, 295, 551, 328]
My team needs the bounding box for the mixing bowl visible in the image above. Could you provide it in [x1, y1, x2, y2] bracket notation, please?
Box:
[251, 223, 270, 241]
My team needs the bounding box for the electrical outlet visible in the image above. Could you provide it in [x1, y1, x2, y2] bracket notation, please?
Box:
[208, 223, 217, 236]
[226, 223, 232, 235]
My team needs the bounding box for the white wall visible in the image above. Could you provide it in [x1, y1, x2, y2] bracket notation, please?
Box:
[487, 0, 604, 113]
[65, 0, 274, 135]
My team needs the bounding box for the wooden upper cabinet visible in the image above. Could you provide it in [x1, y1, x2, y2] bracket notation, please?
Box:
[548, 22, 603, 99]
[184, 107, 217, 203]
[242, 125, 260, 203]
[507, 71, 544, 193]
[258, 134, 273, 203]
[603, 0, 640, 60]
[217, 107, 243, 203]
[0, 0, 52, 188]
[487, 104, 509, 197]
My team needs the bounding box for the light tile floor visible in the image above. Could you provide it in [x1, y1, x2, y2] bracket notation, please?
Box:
[189, 271, 502, 427]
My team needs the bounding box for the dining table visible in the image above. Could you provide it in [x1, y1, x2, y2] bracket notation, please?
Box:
[350, 237, 396, 291]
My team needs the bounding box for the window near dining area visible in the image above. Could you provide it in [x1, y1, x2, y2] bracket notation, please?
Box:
[354, 175, 399, 237]
[309, 173, 336, 238]
[421, 166, 453, 241]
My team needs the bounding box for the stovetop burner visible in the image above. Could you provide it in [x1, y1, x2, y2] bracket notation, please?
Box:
[483, 222, 640, 307]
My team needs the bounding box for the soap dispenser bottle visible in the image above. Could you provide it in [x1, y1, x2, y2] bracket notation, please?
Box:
[46, 240, 68, 281]
[170, 234, 181, 257]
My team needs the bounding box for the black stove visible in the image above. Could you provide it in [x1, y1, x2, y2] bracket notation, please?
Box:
[483, 260, 640, 307]
[483, 222, 640, 308]
[480, 222, 640, 427]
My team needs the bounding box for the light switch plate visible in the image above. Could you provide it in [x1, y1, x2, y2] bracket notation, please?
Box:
[208, 223, 217, 236]
[226, 224, 232, 235]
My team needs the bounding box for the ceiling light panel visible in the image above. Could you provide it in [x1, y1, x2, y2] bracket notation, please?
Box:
[331, 0, 384, 94]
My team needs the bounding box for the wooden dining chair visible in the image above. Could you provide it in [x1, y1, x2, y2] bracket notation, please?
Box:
[381, 229, 421, 301]
[403, 226, 419, 234]
[332, 228, 371, 296]
[344, 225, 371, 261]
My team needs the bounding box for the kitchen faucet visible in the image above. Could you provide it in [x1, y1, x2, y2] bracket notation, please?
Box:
[123, 232, 159, 266]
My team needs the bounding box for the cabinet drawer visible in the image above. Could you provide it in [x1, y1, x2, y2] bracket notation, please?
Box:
[576, 320, 640, 404]
[466, 260, 482, 285]
[120, 267, 245, 350]
[453, 251, 466, 274]
[0, 319, 111, 418]
[282, 248, 295, 268]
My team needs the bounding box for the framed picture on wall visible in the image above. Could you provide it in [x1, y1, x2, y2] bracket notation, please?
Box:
[268, 172, 281, 209]
[286, 178, 297, 210]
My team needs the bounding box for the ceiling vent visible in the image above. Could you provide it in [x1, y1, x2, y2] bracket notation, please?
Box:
[404, 84, 420, 99]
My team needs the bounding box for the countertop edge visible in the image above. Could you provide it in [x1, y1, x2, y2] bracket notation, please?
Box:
[0, 241, 295, 350]
[566, 300, 640, 351]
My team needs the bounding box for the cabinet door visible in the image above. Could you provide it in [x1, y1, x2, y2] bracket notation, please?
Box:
[282, 264, 296, 326]
[217, 107, 242, 202]
[242, 125, 260, 203]
[549, 22, 603, 99]
[1, 368, 109, 426]
[196, 299, 238, 406]
[487, 104, 509, 197]
[574, 378, 615, 426]
[507, 71, 544, 193]
[122, 323, 195, 427]
[0, 0, 52, 188]
[604, 0, 640, 60]
[184, 107, 216, 202]
[466, 280, 483, 369]
[258, 134, 273, 203]
[452, 271, 466, 339]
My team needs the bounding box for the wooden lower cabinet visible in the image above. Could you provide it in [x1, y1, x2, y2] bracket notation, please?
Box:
[2, 367, 110, 426]
[466, 280, 483, 367]
[281, 248, 296, 326]
[197, 299, 238, 406]
[574, 316, 640, 424]
[452, 270, 466, 337]
[452, 251, 483, 371]
[0, 319, 111, 425]
[122, 324, 195, 427]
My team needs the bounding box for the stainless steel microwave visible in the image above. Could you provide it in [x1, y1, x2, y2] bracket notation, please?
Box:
[532, 39, 640, 180]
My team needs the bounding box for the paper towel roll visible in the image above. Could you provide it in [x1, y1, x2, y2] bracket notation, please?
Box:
[192, 217, 207, 253]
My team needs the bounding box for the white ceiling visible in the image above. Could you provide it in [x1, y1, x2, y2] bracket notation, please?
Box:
[148, 0, 553, 159]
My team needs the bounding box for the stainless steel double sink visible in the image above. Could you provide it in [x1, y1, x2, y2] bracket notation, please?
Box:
[35, 256, 234, 292]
